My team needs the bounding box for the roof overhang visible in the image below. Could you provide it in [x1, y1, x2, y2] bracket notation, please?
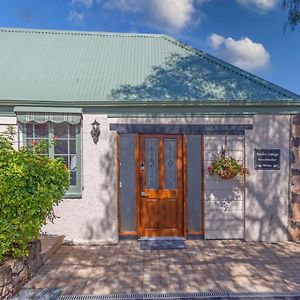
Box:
[2, 100, 300, 116]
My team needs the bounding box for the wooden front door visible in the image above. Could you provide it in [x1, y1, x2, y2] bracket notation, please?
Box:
[138, 134, 183, 237]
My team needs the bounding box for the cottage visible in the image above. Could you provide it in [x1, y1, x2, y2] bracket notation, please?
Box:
[0, 28, 299, 244]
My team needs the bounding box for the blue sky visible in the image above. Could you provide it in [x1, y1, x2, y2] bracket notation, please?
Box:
[0, 0, 299, 95]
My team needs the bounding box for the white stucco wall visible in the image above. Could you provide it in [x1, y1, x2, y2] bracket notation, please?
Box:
[244, 115, 290, 242]
[40, 114, 290, 243]
[42, 116, 253, 244]
[204, 135, 245, 239]
[0, 116, 19, 148]
[43, 114, 118, 244]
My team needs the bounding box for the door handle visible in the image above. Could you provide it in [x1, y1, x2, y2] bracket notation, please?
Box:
[141, 192, 148, 197]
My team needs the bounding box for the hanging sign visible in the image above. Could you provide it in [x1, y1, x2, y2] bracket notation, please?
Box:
[254, 149, 280, 170]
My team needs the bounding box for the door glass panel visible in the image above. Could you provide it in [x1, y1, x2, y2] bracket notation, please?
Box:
[164, 139, 177, 189]
[145, 138, 158, 189]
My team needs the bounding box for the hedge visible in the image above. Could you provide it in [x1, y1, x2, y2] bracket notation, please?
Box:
[0, 126, 70, 262]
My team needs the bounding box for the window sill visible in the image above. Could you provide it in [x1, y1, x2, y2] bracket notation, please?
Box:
[63, 193, 82, 199]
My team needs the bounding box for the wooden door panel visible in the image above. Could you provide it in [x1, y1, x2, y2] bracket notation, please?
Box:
[160, 228, 179, 236]
[141, 199, 160, 229]
[144, 229, 161, 237]
[162, 198, 178, 229]
[139, 134, 183, 237]
[142, 197, 161, 237]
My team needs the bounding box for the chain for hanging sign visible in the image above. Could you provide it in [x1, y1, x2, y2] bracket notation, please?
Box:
[221, 134, 228, 156]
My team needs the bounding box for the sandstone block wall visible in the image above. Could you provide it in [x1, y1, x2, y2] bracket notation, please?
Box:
[289, 115, 300, 241]
[0, 240, 43, 300]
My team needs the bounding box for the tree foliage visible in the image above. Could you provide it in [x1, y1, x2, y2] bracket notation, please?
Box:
[0, 127, 70, 262]
[283, 0, 300, 30]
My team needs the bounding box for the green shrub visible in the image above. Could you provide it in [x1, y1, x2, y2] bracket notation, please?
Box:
[0, 126, 70, 263]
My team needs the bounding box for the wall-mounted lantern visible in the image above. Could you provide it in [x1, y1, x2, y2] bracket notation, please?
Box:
[91, 119, 100, 144]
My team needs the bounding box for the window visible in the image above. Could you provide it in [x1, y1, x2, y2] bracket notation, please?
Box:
[24, 122, 81, 197]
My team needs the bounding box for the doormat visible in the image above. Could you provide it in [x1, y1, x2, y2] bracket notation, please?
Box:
[139, 237, 186, 250]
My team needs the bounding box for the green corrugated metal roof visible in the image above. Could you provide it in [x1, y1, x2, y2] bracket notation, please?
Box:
[0, 27, 298, 103]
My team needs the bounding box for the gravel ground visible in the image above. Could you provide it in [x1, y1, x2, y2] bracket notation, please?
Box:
[12, 288, 61, 300]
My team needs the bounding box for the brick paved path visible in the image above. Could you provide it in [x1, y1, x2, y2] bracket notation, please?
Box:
[25, 240, 300, 295]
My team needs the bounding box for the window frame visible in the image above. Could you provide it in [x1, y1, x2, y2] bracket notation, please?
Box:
[22, 122, 82, 198]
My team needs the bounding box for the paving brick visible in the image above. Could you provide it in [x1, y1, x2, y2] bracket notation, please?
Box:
[72, 266, 93, 279]
[89, 266, 109, 279]
[19, 240, 300, 295]
[61, 279, 87, 295]
[81, 279, 97, 294]
[91, 278, 106, 294]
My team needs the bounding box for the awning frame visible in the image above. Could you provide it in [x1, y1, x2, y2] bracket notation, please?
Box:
[14, 106, 82, 124]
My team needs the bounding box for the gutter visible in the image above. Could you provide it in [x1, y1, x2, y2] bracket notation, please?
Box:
[1, 99, 300, 107]
[2, 100, 300, 116]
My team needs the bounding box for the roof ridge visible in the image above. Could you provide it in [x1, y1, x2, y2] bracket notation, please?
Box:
[0, 27, 164, 39]
[162, 35, 300, 100]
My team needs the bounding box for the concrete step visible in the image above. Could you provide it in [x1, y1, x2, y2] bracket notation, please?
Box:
[40, 235, 64, 264]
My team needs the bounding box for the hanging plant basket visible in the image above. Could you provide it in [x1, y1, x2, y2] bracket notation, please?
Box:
[208, 153, 249, 180]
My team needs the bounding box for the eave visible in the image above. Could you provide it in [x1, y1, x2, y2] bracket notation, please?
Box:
[1, 99, 300, 116]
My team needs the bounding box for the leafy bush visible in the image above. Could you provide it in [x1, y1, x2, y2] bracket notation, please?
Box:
[0, 126, 70, 263]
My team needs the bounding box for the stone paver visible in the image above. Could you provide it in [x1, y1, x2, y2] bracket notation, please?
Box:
[24, 240, 300, 295]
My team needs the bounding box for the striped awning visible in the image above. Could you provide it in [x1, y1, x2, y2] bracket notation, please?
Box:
[14, 106, 82, 124]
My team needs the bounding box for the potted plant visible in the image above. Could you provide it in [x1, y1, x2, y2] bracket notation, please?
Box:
[208, 152, 249, 180]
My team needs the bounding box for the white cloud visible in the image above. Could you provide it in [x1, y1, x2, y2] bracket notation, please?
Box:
[236, 0, 278, 12]
[207, 33, 270, 71]
[68, 9, 85, 22]
[71, 0, 94, 8]
[147, 0, 195, 31]
[207, 33, 225, 49]
[101, 0, 199, 32]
